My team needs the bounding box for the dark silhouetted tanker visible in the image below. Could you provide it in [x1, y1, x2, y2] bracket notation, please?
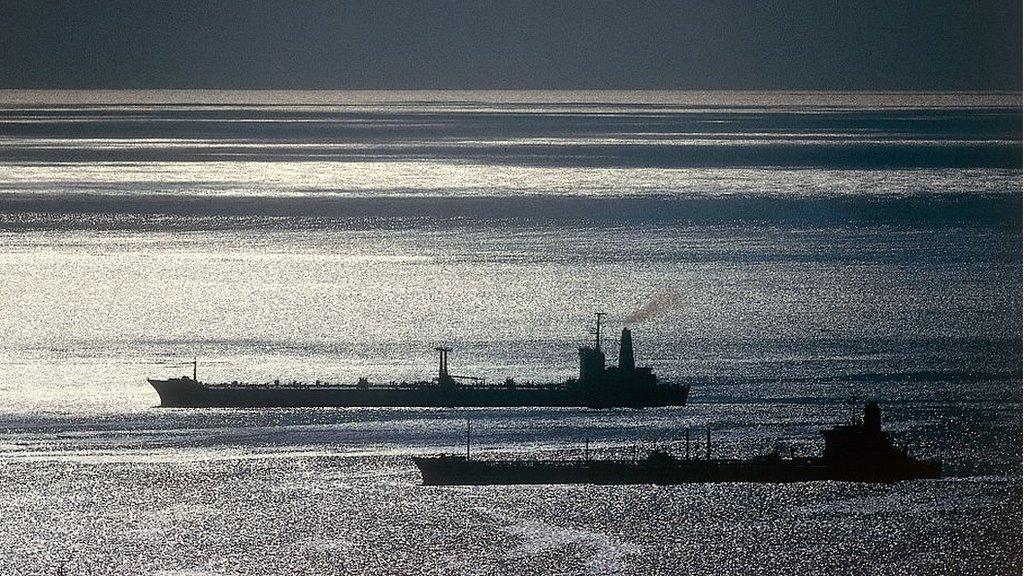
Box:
[147, 313, 689, 409]
[413, 401, 942, 484]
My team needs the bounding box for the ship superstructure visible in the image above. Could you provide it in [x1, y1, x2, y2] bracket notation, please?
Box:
[577, 313, 659, 408]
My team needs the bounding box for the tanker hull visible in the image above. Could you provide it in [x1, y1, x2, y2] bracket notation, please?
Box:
[147, 378, 690, 409]
[412, 401, 943, 485]
[148, 320, 687, 409]
[412, 456, 942, 485]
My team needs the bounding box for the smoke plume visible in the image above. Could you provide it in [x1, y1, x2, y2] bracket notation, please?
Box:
[624, 290, 683, 325]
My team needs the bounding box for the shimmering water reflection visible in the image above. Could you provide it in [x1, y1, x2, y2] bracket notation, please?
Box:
[0, 93, 1019, 574]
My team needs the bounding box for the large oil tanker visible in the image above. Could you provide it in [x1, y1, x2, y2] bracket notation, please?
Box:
[413, 401, 942, 484]
[147, 314, 690, 409]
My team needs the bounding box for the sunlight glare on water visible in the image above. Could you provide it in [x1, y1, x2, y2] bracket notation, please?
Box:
[0, 91, 1019, 575]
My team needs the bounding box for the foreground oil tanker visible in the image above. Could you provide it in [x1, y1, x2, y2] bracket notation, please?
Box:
[413, 401, 942, 484]
[148, 314, 689, 409]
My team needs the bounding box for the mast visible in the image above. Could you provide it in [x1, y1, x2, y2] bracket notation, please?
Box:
[193, 358, 197, 382]
[592, 312, 607, 351]
[846, 394, 861, 425]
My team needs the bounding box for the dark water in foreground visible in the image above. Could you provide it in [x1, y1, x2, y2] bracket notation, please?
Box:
[0, 91, 1020, 574]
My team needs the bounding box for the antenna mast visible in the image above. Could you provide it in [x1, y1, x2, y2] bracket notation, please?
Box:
[592, 312, 607, 351]
[846, 394, 861, 425]
[193, 358, 197, 382]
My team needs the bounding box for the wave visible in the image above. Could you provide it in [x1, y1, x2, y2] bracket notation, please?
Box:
[2, 192, 1020, 230]
[0, 103, 1019, 168]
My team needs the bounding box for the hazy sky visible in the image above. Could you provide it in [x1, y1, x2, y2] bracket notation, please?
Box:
[1, 1, 1020, 90]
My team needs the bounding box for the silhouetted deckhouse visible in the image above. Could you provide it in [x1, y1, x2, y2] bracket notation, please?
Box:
[577, 313, 660, 408]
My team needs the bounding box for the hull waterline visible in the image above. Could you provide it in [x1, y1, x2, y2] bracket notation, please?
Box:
[147, 378, 690, 408]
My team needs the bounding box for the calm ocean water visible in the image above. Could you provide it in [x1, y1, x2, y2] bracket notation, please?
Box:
[0, 91, 1020, 575]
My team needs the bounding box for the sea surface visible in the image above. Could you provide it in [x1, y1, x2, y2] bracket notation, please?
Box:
[0, 90, 1020, 575]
